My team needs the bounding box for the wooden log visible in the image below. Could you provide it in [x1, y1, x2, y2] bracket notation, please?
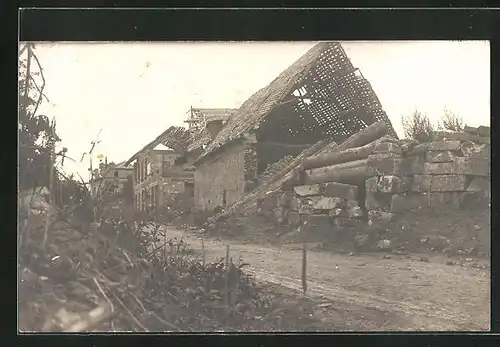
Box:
[315, 120, 391, 156]
[302, 135, 395, 170]
[286, 121, 392, 187]
[306, 159, 367, 176]
[304, 165, 371, 185]
[305, 159, 369, 185]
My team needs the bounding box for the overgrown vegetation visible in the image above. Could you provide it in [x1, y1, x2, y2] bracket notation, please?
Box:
[401, 108, 465, 142]
[440, 107, 464, 132]
[18, 43, 319, 332]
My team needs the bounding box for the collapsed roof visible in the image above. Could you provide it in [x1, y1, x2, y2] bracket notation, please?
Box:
[194, 41, 397, 165]
[125, 108, 238, 166]
[185, 108, 238, 152]
[125, 126, 192, 166]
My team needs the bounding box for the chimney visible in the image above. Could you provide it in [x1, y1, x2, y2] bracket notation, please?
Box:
[105, 157, 108, 165]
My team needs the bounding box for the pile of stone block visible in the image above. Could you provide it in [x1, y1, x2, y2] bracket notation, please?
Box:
[255, 125, 490, 231]
[260, 181, 364, 231]
[364, 140, 410, 224]
[365, 134, 490, 224]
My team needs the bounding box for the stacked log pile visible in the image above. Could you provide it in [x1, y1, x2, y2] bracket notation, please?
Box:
[205, 121, 391, 228]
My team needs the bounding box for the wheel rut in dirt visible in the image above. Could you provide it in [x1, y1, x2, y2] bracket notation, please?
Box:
[165, 227, 490, 331]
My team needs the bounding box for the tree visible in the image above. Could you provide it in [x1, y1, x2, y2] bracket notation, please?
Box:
[18, 43, 61, 191]
[439, 108, 464, 132]
[401, 110, 435, 143]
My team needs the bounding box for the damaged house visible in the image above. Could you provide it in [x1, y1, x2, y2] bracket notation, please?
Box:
[192, 42, 396, 212]
[90, 160, 133, 198]
[125, 107, 236, 213]
[125, 126, 194, 213]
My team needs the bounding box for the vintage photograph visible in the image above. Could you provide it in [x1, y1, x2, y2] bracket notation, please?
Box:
[18, 41, 490, 332]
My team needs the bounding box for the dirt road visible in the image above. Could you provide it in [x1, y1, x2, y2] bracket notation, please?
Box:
[164, 227, 490, 331]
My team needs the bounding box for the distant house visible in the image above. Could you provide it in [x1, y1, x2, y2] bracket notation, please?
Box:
[124, 107, 237, 213]
[192, 41, 397, 212]
[90, 161, 133, 199]
[125, 126, 193, 213]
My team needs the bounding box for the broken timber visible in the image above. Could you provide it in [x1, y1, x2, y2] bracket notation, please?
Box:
[287, 120, 392, 186]
[301, 134, 396, 170]
[207, 140, 328, 222]
[315, 120, 390, 156]
[205, 121, 393, 224]
[304, 159, 370, 185]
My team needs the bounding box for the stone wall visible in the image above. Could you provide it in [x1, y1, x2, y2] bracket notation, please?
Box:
[257, 128, 490, 231]
[194, 140, 246, 211]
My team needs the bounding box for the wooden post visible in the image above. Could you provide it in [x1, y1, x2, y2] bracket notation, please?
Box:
[42, 137, 55, 250]
[301, 240, 307, 296]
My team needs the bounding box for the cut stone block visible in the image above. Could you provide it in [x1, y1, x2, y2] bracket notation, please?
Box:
[345, 200, 360, 209]
[412, 175, 433, 192]
[425, 150, 458, 163]
[287, 211, 302, 226]
[294, 184, 323, 197]
[365, 192, 392, 211]
[329, 208, 348, 218]
[428, 140, 461, 151]
[311, 196, 344, 210]
[334, 218, 362, 229]
[464, 125, 490, 137]
[476, 126, 490, 137]
[368, 210, 396, 223]
[392, 192, 469, 211]
[431, 175, 467, 192]
[460, 141, 490, 159]
[424, 157, 489, 176]
[433, 131, 490, 144]
[412, 175, 468, 192]
[367, 155, 406, 176]
[466, 176, 490, 192]
[377, 175, 409, 193]
[365, 177, 378, 192]
[404, 155, 425, 175]
[298, 201, 313, 214]
[366, 176, 408, 193]
[390, 194, 423, 213]
[373, 141, 402, 155]
[323, 182, 359, 200]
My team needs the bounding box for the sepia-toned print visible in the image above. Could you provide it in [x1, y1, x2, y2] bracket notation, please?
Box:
[18, 41, 490, 332]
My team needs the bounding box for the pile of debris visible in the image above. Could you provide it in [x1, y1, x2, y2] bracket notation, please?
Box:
[205, 120, 391, 227]
[259, 155, 295, 184]
[18, 188, 319, 332]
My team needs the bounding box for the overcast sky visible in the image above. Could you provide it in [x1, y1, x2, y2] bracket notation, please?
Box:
[28, 41, 490, 179]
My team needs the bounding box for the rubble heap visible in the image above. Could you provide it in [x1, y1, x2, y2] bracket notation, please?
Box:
[259, 155, 295, 184]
